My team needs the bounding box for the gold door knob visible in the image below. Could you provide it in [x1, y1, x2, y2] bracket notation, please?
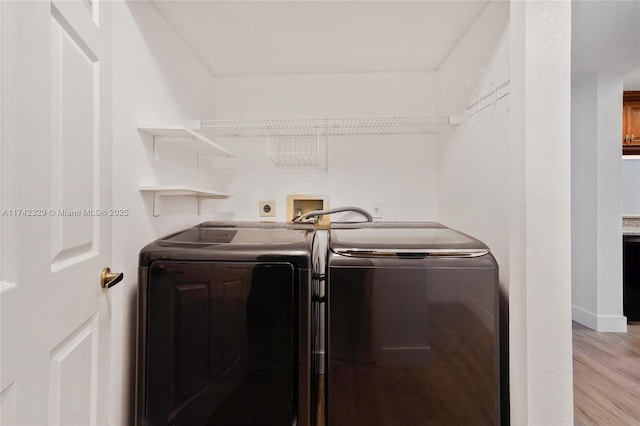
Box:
[100, 267, 123, 289]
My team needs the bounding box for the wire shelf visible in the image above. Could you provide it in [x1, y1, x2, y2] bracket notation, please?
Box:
[466, 79, 510, 119]
[195, 116, 454, 137]
[266, 136, 320, 167]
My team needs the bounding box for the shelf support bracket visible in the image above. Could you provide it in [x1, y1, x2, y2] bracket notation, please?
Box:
[152, 191, 162, 217]
[152, 136, 158, 160]
[197, 196, 207, 215]
[197, 196, 219, 215]
[149, 190, 195, 217]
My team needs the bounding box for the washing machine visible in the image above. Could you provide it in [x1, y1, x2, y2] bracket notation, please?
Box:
[325, 223, 503, 425]
[137, 223, 316, 426]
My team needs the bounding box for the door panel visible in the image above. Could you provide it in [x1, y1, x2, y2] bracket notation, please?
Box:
[173, 283, 210, 403]
[0, 1, 113, 424]
[0, 382, 17, 425]
[48, 315, 99, 425]
[50, 3, 99, 268]
[146, 262, 253, 425]
[144, 261, 295, 426]
[222, 279, 244, 372]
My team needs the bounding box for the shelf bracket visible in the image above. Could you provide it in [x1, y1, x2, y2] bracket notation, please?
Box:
[197, 196, 218, 215]
[152, 191, 161, 216]
[152, 136, 159, 160]
[150, 190, 192, 217]
[152, 191, 211, 217]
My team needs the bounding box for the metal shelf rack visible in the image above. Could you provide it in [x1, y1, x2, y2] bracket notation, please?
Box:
[193, 115, 460, 137]
[192, 116, 460, 168]
[266, 136, 320, 167]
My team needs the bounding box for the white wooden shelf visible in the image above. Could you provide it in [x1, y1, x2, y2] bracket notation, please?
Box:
[193, 116, 461, 137]
[139, 185, 230, 216]
[138, 124, 235, 157]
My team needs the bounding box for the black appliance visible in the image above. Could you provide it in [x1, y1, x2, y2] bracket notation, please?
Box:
[136, 219, 507, 425]
[325, 223, 503, 425]
[136, 224, 315, 426]
[624, 235, 640, 321]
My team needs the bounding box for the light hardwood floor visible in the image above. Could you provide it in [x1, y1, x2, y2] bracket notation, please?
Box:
[573, 321, 640, 425]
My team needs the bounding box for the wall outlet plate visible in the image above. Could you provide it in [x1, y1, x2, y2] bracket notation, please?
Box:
[259, 200, 276, 217]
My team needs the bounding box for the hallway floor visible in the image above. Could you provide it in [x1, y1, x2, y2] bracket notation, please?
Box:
[573, 321, 640, 425]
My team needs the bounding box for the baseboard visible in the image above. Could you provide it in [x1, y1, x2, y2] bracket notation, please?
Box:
[572, 305, 598, 329]
[596, 315, 628, 332]
[572, 305, 627, 332]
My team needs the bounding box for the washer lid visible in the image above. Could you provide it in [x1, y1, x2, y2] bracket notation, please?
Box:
[329, 227, 490, 258]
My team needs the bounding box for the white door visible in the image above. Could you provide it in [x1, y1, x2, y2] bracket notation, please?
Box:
[1, 1, 114, 424]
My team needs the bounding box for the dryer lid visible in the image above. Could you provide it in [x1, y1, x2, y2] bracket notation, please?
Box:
[329, 227, 490, 258]
[161, 227, 309, 245]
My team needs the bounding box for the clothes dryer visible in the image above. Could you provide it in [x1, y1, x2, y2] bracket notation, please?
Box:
[137, 224, 316, 426]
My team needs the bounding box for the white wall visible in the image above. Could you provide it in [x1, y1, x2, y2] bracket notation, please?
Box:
[623, 158, 640, 214]
[511, 2, 574, 424]
[595, 75, 625, 331]
[572, 74, 626, 331]
[436, 1, 510, 295]
[110, 2, 220, 424]
[571, 76, 598, 321]
[211, 72, 439, 221]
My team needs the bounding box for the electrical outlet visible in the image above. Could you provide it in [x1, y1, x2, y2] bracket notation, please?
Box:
[372, 202, 383, 218]
[259, 200, 276, 217]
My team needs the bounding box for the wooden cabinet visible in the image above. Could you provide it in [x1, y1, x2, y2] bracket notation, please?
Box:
[623, 91, 640, 155]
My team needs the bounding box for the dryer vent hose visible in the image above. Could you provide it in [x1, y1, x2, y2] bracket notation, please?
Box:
[294, 206, 373, 223]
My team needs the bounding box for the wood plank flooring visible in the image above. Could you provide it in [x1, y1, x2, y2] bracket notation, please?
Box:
[320, 322, 640, 426]
[319, 321, 640, 425]
[317, 304, 498, 426]
[573, 321, 640, 425]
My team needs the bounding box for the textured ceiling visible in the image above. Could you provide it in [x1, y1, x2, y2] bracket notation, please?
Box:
[151, 1, 639, 82]
[151, 1, 490, 76]
[572, 0, 640, 84]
